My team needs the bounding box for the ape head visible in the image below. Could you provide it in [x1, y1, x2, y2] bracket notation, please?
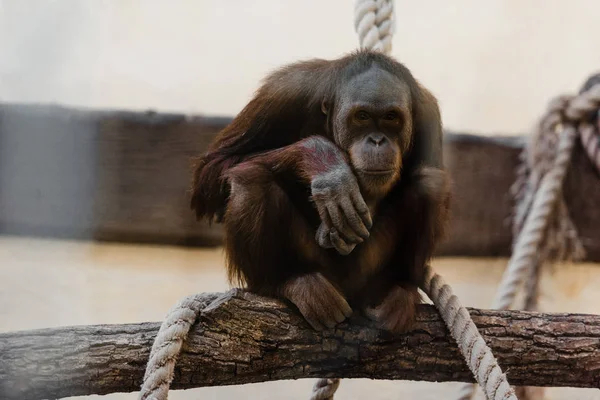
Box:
[321, 63, 439, 200]
[191, 49, 443, 226]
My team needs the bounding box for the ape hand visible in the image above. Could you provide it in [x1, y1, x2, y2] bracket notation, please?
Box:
[311, 166, 372, 255]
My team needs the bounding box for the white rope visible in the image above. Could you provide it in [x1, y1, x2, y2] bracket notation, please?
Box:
[139, 293, 217, 400]
[456, 83, 600, 400]
[494, 126, 577, 310]
[354, 0, 395, 53]
[310, 378, 341, 400]
[422, 265, 518, 400]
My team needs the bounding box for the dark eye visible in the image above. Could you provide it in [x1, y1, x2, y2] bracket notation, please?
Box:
[383, 111, 399, 121]
[355, 111, 370, 121]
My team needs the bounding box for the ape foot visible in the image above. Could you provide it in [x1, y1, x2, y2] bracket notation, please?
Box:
[364, 285, 419, 334]
[283, 273, 353, 331]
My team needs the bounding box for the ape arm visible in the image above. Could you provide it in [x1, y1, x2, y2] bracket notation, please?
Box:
[390, 167, 450, 284]
[190, 58, 335, 223]
[226, 136, 373, 251]
[246, 136, 349, 184]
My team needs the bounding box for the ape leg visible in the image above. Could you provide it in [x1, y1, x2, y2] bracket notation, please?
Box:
[223, 161, 352, 330]
[362, 166, 450, 334]
[363, 283, 421, 334]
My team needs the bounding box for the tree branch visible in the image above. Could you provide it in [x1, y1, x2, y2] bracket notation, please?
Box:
[1, 289, 599, 400]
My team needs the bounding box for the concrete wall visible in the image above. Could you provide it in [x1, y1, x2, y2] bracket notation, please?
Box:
[2, 0, 600, 135]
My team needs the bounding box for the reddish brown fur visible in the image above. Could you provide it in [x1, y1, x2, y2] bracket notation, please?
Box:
[190, 49, 451, 333]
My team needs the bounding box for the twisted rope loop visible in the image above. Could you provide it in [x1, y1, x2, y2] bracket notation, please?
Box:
[499, 83, 600, 312]
[354, 0, 395, 53]
[457, 81, 600, 400]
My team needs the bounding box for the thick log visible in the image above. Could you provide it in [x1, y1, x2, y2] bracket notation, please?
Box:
[1, 290, 599, 400]
[1, 103, 599, 259]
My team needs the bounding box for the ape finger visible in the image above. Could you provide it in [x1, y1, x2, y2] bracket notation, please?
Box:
[339, 197, 369, 240]
[326, 203, 363, 244]
[314, 199, 333, 230]
[319, 300, 349, 328]
[351, 190, 373, 229]
[303, 311, 326, 331]
[330, 229, 356, 255]
[335, 295, 353, 319]
[316, 223, 333, 248]
[314, 204, 334, 248]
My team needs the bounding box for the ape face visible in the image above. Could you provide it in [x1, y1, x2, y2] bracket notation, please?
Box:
[327, 66, 414, 199]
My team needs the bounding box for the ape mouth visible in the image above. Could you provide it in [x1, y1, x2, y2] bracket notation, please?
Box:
[358, 169, 395, 176]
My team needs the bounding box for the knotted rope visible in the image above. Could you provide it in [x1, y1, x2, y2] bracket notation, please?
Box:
[455, 79, 600, 400]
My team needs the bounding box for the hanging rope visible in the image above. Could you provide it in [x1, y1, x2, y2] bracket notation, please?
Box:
[139, 293, 218, 400]
[354, 0, 395, 53]
[310, 378, 342, 400]
[455, 80, 600, 400]
[423, 266, 517, 400]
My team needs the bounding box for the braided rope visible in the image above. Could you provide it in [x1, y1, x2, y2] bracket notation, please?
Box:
[139, 293, 218, 400]
[498, 84, 600, 309]
[569, 82, 600, 176]
[457, 83, 600, 400]
[310, 378, 341, 400]
[578, 73, 600, 174]
[580, 123, 600, 171]
[423, 265, 517, 400]
[494, 125, 578, 309]
[354, 0, 395, 53]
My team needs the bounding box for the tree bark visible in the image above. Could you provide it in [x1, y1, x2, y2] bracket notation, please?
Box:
[1, 289, 599, 400]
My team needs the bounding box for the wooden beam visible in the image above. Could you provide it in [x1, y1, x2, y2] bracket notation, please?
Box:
[1, 103, 599, 259]
[1, 290, 599, 400]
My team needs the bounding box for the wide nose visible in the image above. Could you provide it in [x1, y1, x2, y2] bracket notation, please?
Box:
[367, 133, 387, 146]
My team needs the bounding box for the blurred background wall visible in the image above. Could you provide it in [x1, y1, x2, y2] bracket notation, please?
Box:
[2, 0, 600, 134]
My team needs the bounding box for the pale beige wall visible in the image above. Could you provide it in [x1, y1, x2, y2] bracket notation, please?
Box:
[2, 0, 600, 135]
